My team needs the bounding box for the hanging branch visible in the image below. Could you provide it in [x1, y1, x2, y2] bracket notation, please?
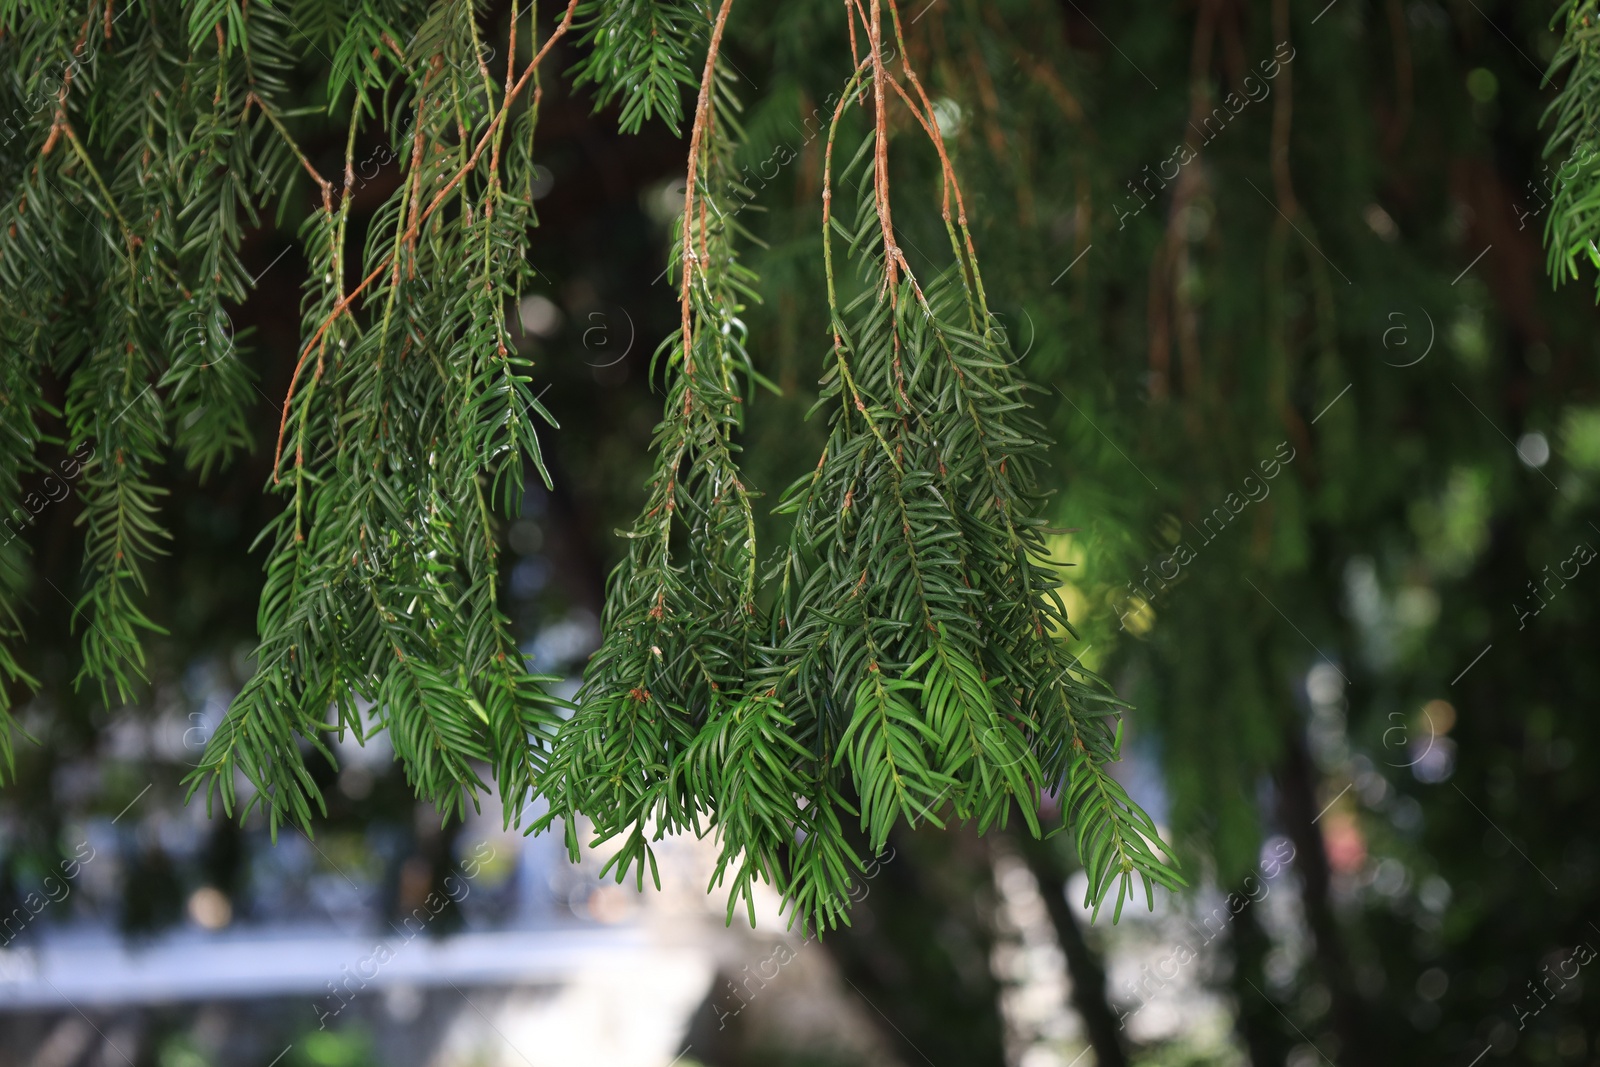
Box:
[763, 0, 1182, 927]
[0, 0, 1179, 930]
[1542, 0, 1600, 298]
[188, 0, 575, 835]
[531, 0, 1181, 934]
[535, 0, 770, 907]
[272, 0, 581, 481]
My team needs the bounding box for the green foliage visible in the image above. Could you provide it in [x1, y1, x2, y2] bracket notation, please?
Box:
[186, 0, 574, 836]
[569, 0, 703, 134]
[1, 1, 288, 710]
[539, 1, 1180, 934]
[1544, 0, 1600, 297]
[0, 353, 45, 776]
[536, 5, 776, 916]
[0, 0, 572, 834]
[0, 0, 1176, 932]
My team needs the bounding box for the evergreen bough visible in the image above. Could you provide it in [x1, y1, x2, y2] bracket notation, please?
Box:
[1546, 0, 1600, 300]
[0, 0, 1181, 932]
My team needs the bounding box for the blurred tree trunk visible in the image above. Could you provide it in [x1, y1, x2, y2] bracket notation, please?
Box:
[1229, 904, 1294, 1067]
[1274, 720, 1370, 1065]
[819, 822, 1008, 1067]
[1012, 830, 1130, 1067]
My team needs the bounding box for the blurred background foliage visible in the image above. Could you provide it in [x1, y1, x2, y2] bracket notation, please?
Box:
[2, 0, 1598, 1064]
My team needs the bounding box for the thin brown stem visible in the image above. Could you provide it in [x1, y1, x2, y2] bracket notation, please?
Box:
[272, 0, 580, 479]
[845, 0, 862, 67]
[40, 7, 97, 155]
[678, 0, 739, 375]
[249, 92, 334, 210]
[486, 0, 522, 205]
[1147, 0, 1218, 402]
[821, 62, 898, 468]
[885, 0, 991, 323]
[402, 74, 432, 273]
[867, 0, 898, 298]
